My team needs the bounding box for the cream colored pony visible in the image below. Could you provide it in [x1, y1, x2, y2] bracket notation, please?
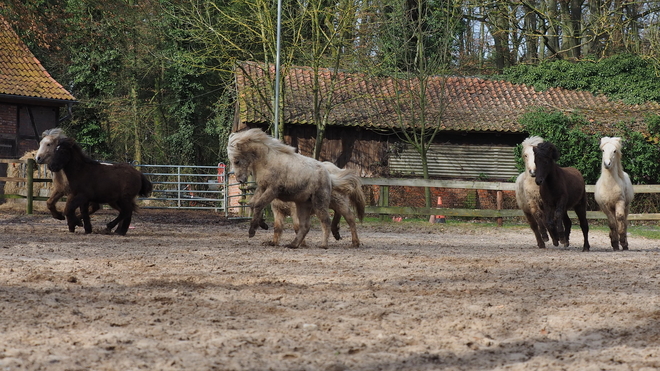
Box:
[595, 137, 634, 250]
[227, 128, 337, 249]
[270, 162, 366, 248]
[515, 136, 550, 248]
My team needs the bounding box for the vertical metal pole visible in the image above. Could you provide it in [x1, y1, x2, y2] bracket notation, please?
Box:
[177, 166, 182, 208]
[26, 159, 34, 214]
[273, 0, 282, 139]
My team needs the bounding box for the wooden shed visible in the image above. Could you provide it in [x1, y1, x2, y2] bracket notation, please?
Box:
[233, 61, 660, 180]
[0, 15, 76, 158]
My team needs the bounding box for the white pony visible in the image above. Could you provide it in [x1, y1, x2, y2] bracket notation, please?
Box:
[515, 136, 550, 248]
[595, 137, 634, 250]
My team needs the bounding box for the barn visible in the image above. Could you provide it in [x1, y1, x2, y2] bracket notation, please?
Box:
[0, 15, 76, 158]
[233, 61, 660, 182]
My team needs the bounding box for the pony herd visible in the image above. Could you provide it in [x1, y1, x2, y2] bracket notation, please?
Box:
[32, 127, 634, 252]
[516, 136, 634, 252]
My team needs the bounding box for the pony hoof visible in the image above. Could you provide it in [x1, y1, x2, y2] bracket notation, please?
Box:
[248, 229, 256, 238]
[259, 221, 269, 230]
[263, 241, 277, 246]
[332, 233, 341, 240]
[285, 244, 299, 249]
[582, 246, 590, 252]
[54, 214, 65, 221]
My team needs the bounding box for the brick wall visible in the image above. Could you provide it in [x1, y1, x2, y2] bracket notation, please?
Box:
[368, 185, 517, 210]
[0, 104, 17, 135]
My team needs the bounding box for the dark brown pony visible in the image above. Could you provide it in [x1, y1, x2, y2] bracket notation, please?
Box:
[35, 128, 100, 222]
[43, 137, 152, 235]
[533, 142, 590, 251]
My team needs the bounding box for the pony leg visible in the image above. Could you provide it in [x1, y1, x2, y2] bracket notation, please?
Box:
[268, 201, 287, 246]
[552, 206, 568, 246]
[561, 213, 572, 247]
[115, 213, 132, 235]
[575, 199, 590, 252]
[332, 197, 360, 248]
[523, 211, 546, 248]
[331, 210, 342, 241]
[544, 213, 560, 247]
[603, 207, 620, 250]
[315, 207, 333, 250]
[247, 188, 275, 238]
[63, 195, 87, 233]
[530, 206, 549, 242]
[107, 200, 134, 235]
[79, 202, 93, 234]
[616, 201, 629, 250]
[286, 204, 313, 249]
[46, 189, 66, 220]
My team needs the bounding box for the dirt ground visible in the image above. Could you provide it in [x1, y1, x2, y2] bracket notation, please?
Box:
[0, 207, 658, 371]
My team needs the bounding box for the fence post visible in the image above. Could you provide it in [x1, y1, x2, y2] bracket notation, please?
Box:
[379, 185, 389, 221]
[26, 159, 34, 214]
[496, 190, 503, 227]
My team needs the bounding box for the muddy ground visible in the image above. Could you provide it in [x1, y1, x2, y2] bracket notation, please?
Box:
[0, 207, 658, 371]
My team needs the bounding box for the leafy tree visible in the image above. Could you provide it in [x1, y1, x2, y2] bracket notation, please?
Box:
[376, 0, 462, 207]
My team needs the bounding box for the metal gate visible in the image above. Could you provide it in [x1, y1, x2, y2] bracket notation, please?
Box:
[138, 164, 228, 212]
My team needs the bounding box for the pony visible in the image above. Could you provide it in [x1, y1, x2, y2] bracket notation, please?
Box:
[594, 137, 634, 250]
[227, 128, 338, 249]
[515, 136, 550, 248]
[38, 137, 152, 235]
[533, 141, 590, 251]
[270, 162, 366, 248]
[35, 128, 100, 222]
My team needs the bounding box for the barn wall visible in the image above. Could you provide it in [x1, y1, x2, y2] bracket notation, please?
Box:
[0, 102, 59, 157]
[281, 124, 524, 179]
[389, 143, 519, 181]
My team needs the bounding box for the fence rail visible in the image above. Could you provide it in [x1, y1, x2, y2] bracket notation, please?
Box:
[362, 177, 660, 221]
[3, 157, 660, 221]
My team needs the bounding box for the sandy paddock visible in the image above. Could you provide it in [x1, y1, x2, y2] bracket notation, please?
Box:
[0, 208, 658, 370]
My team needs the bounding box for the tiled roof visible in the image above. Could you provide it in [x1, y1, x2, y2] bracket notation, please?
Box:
[0, 16, 75, 102]
[236, 61, 660, 133]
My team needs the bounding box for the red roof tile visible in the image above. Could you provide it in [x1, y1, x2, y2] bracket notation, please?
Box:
[236, 61, 660, 133]
[0, 16, 75, 102]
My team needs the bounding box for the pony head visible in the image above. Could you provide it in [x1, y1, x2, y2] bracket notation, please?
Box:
[35, 128, 67, 165]
[521, 136, 544, 177]
[47, 137, 76, 172]
[533, 141, 560, 186]
[600, 136, 622, 170]
[227, 128, 296, 183]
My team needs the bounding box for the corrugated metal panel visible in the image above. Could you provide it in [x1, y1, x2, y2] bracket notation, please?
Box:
[389, 144, 519, 180]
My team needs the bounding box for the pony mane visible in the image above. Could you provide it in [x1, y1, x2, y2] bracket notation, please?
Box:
[59, 137, 97, 165]
[522, 136, 544, 148]
[600, 136, 622, 151]
[228, 129, 297, 156]
[42, 128, 67, 139]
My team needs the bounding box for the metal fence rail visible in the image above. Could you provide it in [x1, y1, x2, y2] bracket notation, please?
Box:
[137, 164, 227, 212]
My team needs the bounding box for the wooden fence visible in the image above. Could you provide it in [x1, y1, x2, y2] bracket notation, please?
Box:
[0, 158, 50, 214]
[3, 158, 660, 222]
[361, 177, 660, 222]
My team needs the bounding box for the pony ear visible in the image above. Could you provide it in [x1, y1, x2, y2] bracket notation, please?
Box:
[551, 144, 560, 161]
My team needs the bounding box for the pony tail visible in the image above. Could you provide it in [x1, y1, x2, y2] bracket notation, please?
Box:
[351, 184, 366, 222]
[139, 173, 153, 197]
